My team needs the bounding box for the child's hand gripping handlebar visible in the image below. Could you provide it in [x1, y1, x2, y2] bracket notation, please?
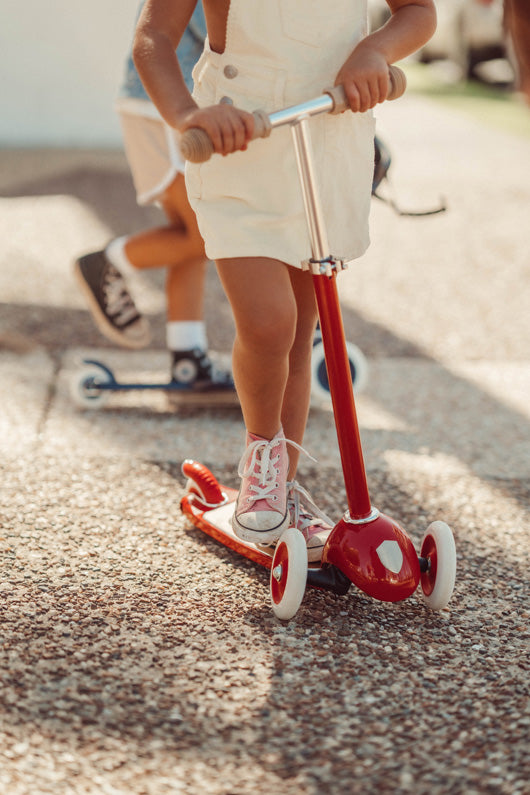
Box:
[180, 65, 406, 164]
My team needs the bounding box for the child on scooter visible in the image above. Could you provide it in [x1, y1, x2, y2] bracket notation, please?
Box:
[76, 1, 234, 394]
[133, 0, 437, 561]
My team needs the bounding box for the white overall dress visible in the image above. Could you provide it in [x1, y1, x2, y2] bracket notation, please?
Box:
[185, 0, 375, 269]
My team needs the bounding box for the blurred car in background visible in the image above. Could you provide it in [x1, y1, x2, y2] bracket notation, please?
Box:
[369, 0, 508, 79]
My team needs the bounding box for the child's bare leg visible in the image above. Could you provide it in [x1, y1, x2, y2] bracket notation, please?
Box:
[122, 174, 207, 321]
[218, 258, 329, 552]
[217, 256, 298, 540]
[77, 172, 232, 387]
[279, 269, 334, 562]
[123, 175, 205, 268]
[164, 260, 206, 322]
[281, 268, 318, 478]
[216, 257, 297, 440]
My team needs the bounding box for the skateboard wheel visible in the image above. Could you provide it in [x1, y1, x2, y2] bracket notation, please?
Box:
[181, 460, 226, 508]
[70, 364, 112, 409]
[311, 339, 368, 406]
[420, 521, 456, 610]
[270, 527, 307, 620]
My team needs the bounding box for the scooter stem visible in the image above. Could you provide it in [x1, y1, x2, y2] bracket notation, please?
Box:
[312, 272, 372, 519]
[291, 117, 372, 520]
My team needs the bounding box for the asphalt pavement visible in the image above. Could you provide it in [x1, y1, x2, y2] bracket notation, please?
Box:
[0, 87, 529, 795]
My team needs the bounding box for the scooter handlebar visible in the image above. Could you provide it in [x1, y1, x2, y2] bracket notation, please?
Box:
[180, 64, 406, 164]
[180, 108, 271, 165]
[325, 64, 407, 112]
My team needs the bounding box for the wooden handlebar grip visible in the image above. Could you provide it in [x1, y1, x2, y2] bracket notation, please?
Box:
[180, 128, 214, 163]
[180, 108, 272, 164]
[326, 65, 407, 112]
[387, 65, 407, 101]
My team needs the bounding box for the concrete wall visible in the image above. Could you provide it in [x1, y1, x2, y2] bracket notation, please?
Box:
[1, 0, 138, 147]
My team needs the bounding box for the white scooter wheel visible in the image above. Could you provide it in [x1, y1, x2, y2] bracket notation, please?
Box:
[70, 365, 112, 409]
[270, 527, 308, 620]
[311, 339, 368, 406]
[420, 521, 456, 610]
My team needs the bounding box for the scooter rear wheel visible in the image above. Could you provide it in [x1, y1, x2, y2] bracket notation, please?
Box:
[71, 364, 112, 409]
[311, 339, 368, 405]
[420, 521, 456, 610]
[270, 527, 307, 620]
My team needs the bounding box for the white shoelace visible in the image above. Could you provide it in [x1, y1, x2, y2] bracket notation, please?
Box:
[287, 480, 334, 535]
[238, 437, 314, 507]
[103, 270, 138, 326]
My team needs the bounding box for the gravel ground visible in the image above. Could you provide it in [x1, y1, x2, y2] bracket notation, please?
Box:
[1, 80, 529, 794]
[1, 458, 528, 795]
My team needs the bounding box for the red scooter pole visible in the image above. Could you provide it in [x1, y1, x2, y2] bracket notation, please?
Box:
[290, 110, 420, 603]
[290, 115, 371, 519]
[312, 271, 372, 519]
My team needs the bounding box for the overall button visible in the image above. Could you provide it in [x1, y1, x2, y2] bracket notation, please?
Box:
[223, 64, 238, 79]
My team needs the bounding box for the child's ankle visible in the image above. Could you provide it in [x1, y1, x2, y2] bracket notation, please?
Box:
[246, 426, 283, 444]
[105, 236, 135, 274]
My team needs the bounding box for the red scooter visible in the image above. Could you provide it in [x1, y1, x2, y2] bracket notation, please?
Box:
[179, 67, 457, 620]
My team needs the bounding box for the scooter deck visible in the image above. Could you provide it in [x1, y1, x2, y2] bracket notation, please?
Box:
[180, 487, 274, 568]
[180, 482, 334, 588]
[78, 358, 240, 407]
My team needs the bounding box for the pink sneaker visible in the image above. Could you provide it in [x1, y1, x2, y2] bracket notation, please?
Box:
[232, 428, 290, 543]
[255, 480, 334, 562]
[286, 480, 334, 563]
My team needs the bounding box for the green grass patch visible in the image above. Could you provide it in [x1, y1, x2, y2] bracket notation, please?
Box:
[402, 61, 530, 140]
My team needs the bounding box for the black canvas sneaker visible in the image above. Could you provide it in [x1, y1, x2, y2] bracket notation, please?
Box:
[74, 250, 151, 349]
[171, 348, 235, 392]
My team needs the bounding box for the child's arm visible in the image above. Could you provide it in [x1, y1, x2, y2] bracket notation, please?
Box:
[335, 0, 437, 113]
[133, 0, 254, 155]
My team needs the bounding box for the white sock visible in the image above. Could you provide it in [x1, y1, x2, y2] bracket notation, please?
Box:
[166, 321, 208, 352]
[105, 236, 135, 275]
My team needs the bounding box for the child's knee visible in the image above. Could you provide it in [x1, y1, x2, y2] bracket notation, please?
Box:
[242, 304, 296, 356]
[167, 219, 205, 258]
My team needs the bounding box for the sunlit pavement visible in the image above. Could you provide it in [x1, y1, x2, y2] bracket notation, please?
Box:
[1, 85, 529, 794]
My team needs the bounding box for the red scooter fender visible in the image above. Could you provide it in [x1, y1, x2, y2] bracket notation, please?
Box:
[322, 512, 421, 602]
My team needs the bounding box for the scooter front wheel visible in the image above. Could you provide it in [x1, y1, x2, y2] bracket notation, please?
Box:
[71, 364, 112, 409]
[311, 339, 368, 406]
[270, 527, 307, 620]
[420, 521, 456, 610]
